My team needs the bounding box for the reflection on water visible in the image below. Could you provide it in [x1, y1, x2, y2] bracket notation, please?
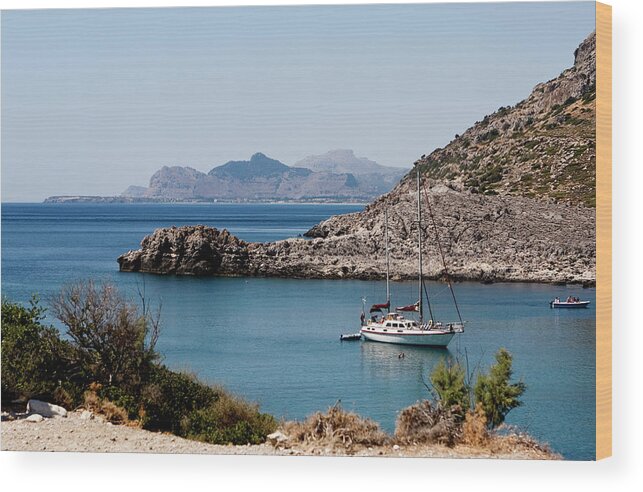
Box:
[360, 341, 449, 384]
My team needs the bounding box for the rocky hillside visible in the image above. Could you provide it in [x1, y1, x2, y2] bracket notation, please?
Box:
[118, 33, 596, 284]
[413, 33, 596, 207]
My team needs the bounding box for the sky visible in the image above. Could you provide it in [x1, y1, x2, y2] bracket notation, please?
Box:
[1, 2, 595, 202]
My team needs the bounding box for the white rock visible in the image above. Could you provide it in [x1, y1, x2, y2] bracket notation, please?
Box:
[267, 431, 289, 445]
[80, 410, 94, 420]
[25, 414, 44, 423]
[393, 444, 401, 451]
[27, 399, 68, 418]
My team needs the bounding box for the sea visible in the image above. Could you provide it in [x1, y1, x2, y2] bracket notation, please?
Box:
[0, 202, 596, 460]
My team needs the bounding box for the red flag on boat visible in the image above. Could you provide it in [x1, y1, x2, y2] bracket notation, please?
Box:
[396, 301, 419, 312]
[370, 301, 390, 313]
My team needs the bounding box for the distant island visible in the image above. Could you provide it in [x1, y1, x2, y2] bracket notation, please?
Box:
[44, 150, 406, 204]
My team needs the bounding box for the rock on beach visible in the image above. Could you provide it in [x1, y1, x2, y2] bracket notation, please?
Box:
[27, 399, 68, 418]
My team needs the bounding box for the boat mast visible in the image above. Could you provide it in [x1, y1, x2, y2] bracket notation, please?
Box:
[417, 166, 424, 324]
[385, 208, 390, 311]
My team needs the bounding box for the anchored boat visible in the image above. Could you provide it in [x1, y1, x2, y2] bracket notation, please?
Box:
[550, 297, 590, 308]
[359, 165, 465, 347]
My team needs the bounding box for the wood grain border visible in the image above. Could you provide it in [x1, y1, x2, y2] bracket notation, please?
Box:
[596, 1, 612, 460]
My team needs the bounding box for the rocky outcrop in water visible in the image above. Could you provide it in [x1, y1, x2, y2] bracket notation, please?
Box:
[118, 226, 250, 276]
[118, 181, 594, 284]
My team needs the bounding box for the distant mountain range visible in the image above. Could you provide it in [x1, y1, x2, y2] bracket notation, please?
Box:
[293, 150, 403, 197]
[45, 150, 405, 203]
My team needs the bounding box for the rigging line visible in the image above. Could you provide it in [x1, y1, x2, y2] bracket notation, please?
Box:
[422, 279, 435, 322]
[428, 284, 452, 299]
[421, 178, 464, 326]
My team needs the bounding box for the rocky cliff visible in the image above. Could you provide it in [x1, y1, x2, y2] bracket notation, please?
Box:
[118, 33, 596, 285]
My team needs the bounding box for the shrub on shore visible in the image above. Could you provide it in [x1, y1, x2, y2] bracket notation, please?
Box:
[460, 404, 489, 447]
[430, 358, 470, 410]
[394, 348, 526, 448]
[182, 394, 277, 445]
[138, 365, 221, 432]
[474, 348, 526, 429]
[1, 297, 80, 404]
[51, 280, 160, 394]
[1, 284, 276, 446]
[283, 403, 388, 453]
[395, 400, 464, 446]
[84, 383, 129, 424]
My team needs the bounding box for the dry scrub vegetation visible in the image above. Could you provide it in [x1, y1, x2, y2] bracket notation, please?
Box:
[271, 401, 556, 458]
[282, 403, 389, 453]
[271, 349, 556, 458]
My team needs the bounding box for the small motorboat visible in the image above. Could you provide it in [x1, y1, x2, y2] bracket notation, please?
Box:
[340, 333, 362, 341]
[550, 297, 590, 308]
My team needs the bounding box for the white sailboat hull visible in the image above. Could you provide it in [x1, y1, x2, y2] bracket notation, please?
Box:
[360, 327, 455, 347]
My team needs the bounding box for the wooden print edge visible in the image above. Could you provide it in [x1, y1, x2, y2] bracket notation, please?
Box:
[596, 1, 612, 461]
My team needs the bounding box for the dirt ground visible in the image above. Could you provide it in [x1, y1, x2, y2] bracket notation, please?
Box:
[1, 410, 557, 459]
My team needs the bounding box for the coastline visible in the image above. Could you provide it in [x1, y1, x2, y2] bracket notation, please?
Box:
[1, 410, 558, 460]
[39, 197, 371, 206]
[118, 191, 596, 285]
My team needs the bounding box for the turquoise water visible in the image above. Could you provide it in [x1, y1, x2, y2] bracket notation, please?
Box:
[1, 203, 596, 460]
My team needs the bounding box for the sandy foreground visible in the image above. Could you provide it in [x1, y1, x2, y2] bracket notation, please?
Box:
[1, 410, 556, 459]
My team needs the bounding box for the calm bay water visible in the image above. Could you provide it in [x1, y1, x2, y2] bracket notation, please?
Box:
[1, 203, 596, 460]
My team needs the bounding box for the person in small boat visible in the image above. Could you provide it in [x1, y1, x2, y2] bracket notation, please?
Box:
[360, 312, 365, 325]
[566, 296, 572, 303]
[555, 297, 560, 303]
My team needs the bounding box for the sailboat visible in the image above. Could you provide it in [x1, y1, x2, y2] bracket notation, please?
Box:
[359, 165, 465, 347]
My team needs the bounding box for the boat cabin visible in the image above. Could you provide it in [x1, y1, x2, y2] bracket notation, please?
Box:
[368, 312, 420, 329]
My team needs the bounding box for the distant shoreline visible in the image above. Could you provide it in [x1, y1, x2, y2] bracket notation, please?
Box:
[37, 197, 369, 206]
[0, 200, 368, 206]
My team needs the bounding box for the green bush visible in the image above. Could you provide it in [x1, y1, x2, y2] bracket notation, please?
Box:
[98, 384, 139, 420]
[474, 348, 526, 429]
[3, 285, 277, 446]
[139, 364, 221, 432]
[430, 359, 470, 410]
[428, 349, 525, 431]
[182, 394, 277, 445]
[1, 298, 80, 404]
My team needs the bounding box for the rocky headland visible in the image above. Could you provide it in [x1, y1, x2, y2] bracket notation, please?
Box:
[118, 33, 596, 285]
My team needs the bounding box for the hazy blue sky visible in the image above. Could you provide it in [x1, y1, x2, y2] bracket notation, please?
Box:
[1, 2, 595, 202]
